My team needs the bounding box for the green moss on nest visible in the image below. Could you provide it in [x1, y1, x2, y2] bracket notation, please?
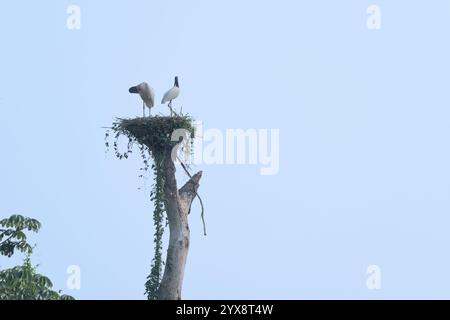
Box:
[112, 115, 195, 155]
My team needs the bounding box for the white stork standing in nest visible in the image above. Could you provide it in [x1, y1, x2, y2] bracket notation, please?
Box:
[129, 82, 155, 117]
[161, 76, 180, 116]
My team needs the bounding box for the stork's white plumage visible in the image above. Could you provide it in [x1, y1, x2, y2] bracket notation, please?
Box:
[161, 76, 180, 116]
[129, 82, 155, 117]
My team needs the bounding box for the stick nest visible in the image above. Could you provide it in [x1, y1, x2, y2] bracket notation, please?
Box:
[111, 116, 195, 155]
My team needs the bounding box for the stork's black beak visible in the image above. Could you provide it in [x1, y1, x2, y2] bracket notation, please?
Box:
[129, 86, 138, 94]
[174, 76, 179, 88]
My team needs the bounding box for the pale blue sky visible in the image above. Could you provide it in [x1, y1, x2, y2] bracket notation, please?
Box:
[1, 1, 450, 299]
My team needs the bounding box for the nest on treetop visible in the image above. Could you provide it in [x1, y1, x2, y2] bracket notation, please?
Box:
[110, 116, 195, 156]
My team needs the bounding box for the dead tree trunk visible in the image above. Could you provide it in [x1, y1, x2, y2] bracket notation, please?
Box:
[109, 116, 202, 300]
[158, 147, 202, 300]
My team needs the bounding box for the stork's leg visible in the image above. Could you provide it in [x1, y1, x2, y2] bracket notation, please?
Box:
[169, 101, 173, 116]
[170, 102, 178, 117]
[143, 102, 145, 117]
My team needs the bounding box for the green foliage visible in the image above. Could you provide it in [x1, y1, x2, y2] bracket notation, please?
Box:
[105, 115, 195, 300]
[0, 255, 74, 300]
[0, 214, 75, 300]
[0, 214, 41, 257]
[145, 152, 166, 300]
[109, 116, 195, 156]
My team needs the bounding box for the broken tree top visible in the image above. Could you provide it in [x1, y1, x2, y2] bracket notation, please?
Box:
[111, 115, 195, 154]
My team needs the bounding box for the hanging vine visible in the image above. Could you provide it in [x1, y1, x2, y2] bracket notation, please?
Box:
[104, 115, 196, 300]
[145, 152, 165, 299]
